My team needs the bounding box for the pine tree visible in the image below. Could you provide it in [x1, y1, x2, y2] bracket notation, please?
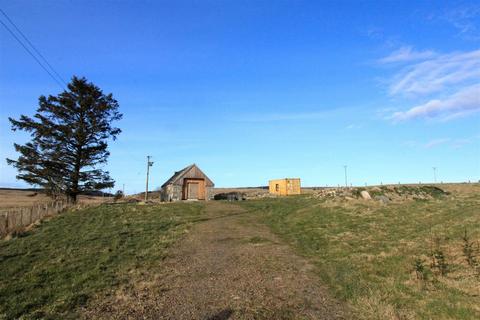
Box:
[7, 76, 122, 202]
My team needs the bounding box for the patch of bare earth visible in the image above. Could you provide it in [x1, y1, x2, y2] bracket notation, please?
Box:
[83, 202, 349, 319]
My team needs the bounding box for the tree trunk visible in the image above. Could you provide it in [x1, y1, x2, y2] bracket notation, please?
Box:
[67, 193, 77, 204]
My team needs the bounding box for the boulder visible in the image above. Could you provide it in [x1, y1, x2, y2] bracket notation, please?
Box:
[214, 192, 246, 201]
[360, 190, 372, 200]
[374, 195, 390, 204]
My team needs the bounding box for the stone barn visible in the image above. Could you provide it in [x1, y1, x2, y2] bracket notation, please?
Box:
[160, 164, 214, 201]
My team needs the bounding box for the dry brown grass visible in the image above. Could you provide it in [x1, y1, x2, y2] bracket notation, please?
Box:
[0, 189, 110, 209]
[241, 184, 480, 319]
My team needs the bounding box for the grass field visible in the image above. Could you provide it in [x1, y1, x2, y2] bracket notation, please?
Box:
[241, 185, 480, 319]
[1, 184, 478, 319]
[0, 189, 109, 209]
[0, 202, 206, 319]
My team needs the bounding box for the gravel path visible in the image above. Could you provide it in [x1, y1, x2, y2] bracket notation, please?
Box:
[85, 202, 349, 319]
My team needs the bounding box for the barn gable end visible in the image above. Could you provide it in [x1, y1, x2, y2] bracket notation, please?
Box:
[160, 164, 214, 201]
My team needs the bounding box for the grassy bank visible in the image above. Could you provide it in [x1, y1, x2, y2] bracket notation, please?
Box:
[0, 202, 205, 319]
[242, 190, 480, 319]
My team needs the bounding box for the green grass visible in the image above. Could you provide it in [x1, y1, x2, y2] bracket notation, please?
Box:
[0, 202, 206, 319]
[241, 193, 480, 319]
[2, 190, 479, 319]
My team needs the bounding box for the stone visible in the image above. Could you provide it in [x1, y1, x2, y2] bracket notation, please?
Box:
[360, 190, 371, 200]
[374, 195, 390, 204]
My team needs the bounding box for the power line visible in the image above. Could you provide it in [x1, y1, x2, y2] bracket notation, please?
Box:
[0, 10, 66, 90]
[0, 8, 68, 86]
[0, 8, 68, 87]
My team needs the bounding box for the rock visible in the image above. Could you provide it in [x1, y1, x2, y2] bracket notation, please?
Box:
[214, 192, 246, 201]
[360, 190, 372, 200]
[371, 187, 381, 192]
[374, 195, 390, 204]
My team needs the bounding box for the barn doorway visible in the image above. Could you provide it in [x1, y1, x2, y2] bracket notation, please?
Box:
[183, 178, 206, 200]
[187, 182, 199, 199]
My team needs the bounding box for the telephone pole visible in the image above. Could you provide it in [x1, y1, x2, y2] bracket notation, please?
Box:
[344, 165, 348, 188]
[433, 167, 437, 183]
[145, 156, 153, 201]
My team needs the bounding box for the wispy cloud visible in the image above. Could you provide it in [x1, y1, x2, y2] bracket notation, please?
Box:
[234, 111, 328, 123]
[403, 137, 475, 149]
[390, 83, 480, 121]
[345, 124, 362, 130]
[378, 46, 436, 64]
[424, 138, 451, 148]
[440, 5, 480, 41]
[387, 49, 480, 96]
[379, 46, 480, 122]
[451, 138, 473, 149]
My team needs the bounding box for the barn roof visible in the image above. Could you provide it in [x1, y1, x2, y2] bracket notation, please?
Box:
[161, 164, 214, 188]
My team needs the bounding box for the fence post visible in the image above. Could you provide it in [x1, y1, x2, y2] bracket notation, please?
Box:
[5, 212, 9, 235]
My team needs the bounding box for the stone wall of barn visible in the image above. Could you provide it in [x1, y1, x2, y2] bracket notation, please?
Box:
[161, 183, 214, 201]
[160, 184, 183, 202]
[206, 187, 214, 200]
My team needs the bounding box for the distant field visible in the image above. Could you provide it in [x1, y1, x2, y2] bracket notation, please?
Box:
[0, 189, 110, 209]
[241, 184, 480, 319]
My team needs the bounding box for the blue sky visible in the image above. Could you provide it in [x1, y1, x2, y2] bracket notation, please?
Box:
[0, 0, 479, 193]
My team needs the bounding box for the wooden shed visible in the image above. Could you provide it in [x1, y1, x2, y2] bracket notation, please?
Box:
[160, 164, 214, 201]
[269, 178, 301, 196]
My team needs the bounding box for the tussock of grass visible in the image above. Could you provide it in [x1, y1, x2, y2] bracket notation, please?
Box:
[242, 192, 480, 319]
[0, 202, 205, 319]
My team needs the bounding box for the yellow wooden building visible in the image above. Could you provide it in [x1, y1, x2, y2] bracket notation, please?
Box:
[268, 178, 301, 196]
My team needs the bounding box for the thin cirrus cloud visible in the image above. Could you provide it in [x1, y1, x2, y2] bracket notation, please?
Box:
[390, 83, 480, 122]
[424, 138, 451, 149]
[233, 111, 328, 122]
[380, 47, 480, 122]
[378, 46, 436, 64]
[388, 49, 480, 96]
[439, 5, 480, 41]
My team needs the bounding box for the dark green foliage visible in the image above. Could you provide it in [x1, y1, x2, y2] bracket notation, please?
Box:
[430, 237, 449, 276]
[414, 258, 427, 281]
[113, 190, 124, 202]
[431, 249, 448, 276]
[394, 185, 447, 198]
[419, 186, 449, 198]
[7, 77, 122, 202]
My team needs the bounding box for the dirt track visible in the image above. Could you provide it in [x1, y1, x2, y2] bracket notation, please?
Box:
[85, 202, 349, 319]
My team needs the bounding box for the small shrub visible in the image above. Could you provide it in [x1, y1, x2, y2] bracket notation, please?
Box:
[462, 228, 477, 267]
[113, 190, 124, 202]
[430, 236, 448, 276]
[414, 258, 427, 281]
[462, 228, 480, 278]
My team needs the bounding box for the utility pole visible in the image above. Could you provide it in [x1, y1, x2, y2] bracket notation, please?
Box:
[433, 167, 437, 183]
[122, 184, 125, 195]
[344, 165, 348, 188]
[145, 156, 153, 202]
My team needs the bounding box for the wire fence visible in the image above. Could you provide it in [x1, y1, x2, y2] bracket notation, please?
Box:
[0, 200, 86, 237]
